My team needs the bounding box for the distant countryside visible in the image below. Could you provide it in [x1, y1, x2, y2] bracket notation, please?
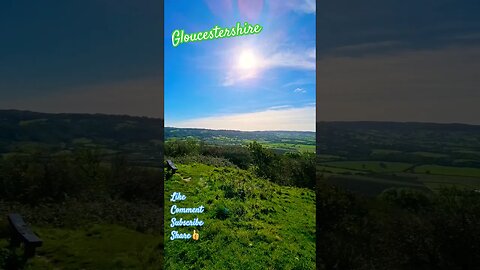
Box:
[317, 121, 480, 195]
[164, 127, 316, 269]
[2, 111, 480, 269]
[317, 121, 480, 269]
[165, 127, 315, 154]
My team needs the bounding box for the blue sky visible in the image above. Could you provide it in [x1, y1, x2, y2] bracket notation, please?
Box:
[164, 0, 316, 131]
[316, 0, 480, 124]
[0, 0, 163, 117]
[1, 0, 479, 125]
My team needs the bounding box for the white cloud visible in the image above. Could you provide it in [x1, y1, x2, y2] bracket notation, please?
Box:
[222, 69, 257, 86]
[282, 78, 315, 88]
[268, 105, 292, 110]
[167, 106, 315, 131]
[269, 0, 315, 14]
[265, 49, 316, 70]
[294, 87, 306, 93]
[283, 0, 315, 14]
[307, 48, 316, 59]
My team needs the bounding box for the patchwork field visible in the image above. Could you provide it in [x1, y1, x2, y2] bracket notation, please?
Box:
[317, 122, 480, 195]
[165, 127, 315, 153]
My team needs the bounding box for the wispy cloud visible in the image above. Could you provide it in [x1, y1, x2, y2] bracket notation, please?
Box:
[222, 47, 315, 86]
[282, 78, 315, 88]
[167, 106, 315, 131]
[285, 0, 315, 14]
[268, 105, 292, 110]
[222, 69, 257, 86]
[265, 49, 316, 70]
[294, 87, 306, 93]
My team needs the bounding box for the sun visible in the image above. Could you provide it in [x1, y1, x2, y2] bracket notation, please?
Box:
[237, 49, 259, 70]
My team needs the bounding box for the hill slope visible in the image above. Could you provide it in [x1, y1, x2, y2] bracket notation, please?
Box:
[165, 163, 316, 270]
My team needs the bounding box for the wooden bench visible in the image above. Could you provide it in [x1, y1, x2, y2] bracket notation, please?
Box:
[166, 159, 178, 174]
[7, 213, 43, 258]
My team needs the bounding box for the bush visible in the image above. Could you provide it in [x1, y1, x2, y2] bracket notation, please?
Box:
[201, 145, 252, 169]
[214, 204, 230, 220]
[0, 150, 163, 205]
[248, 142, 315, 188]
[317, 180, 480, 270]
[165, 138, 201, 157]
[379, 188, 433, 212]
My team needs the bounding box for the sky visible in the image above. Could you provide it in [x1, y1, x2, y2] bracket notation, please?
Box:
[164, 0, 316, 131]
[0, 0, 479, 125]
[317, 0, 480, 124]
[0, 0, 163, 117]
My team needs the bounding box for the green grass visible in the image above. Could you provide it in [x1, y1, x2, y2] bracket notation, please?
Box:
[413, 173, 480, 191]
[165, 163, 315, 270]
[453, 150, 480, 157]
[412, 152, 449, 158]
[414, 165, 480, 178]
[325, 174, 429, 196]
[320, 161, 412, 173]
[371, 149, 402, 155]
[322, 167, 480, 195]
[20, 225, 162, 269]
[317, 154, 343, 162]
[18, 119, 48, 126]
[317, 165, 362, 174]
[265, 143, 316, 153]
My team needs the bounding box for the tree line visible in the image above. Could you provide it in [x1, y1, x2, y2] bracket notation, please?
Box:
[165, 139, 315, 189]
[0, 149, 162, 205]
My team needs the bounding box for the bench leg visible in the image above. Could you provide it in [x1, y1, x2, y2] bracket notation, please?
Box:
[9, 235, 21, 248]
[24, 246, 37, 258]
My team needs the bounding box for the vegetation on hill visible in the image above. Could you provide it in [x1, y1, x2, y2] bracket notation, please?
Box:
[317, 121, 480, 269]
[163, 133, 316, 269]
[165, 163, 315, 270]
[3, 110, 480, 269]
[0, 110, 316, 269]
[165, 138, 315, 189]
[0, 110, 164, 269]
[317, 182, 480, 269]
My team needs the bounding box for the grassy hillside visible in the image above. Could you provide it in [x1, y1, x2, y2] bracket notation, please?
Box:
[0, 110, 164, 269]
[164, 163, 316, 270]
[0, 225, 162, 269]
[0, 110, 316, 269]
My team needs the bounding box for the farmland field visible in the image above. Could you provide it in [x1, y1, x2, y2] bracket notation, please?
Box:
[165, 127, 315, 154]
[316, 121, 480, 269]
[317, 121, 480, 195]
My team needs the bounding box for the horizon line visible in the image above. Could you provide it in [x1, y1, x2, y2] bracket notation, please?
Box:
[2, 109, 480, 127]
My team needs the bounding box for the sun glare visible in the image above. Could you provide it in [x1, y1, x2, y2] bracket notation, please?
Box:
[238, 49, 258, 70]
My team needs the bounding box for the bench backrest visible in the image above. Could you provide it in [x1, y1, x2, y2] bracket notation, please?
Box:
[8, 213, 43, 246]
[166, 160, 178, 171]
